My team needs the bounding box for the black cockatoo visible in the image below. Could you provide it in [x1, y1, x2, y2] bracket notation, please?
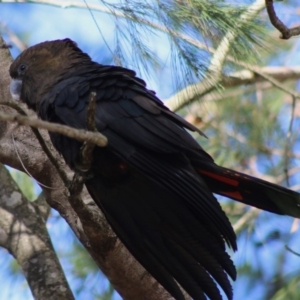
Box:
[9, 39, 300, 300]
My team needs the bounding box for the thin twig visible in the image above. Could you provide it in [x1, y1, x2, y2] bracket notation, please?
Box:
[284, 96, 296, 187]
[79, 91, 97, 171]
[86, 92, 97, 132]
[248, 66, 300, 100]
[223, 66, 300, 88]
[0, 43, 12, 49]
[12, 133, 63, 189]
[0, 21, 27, 51]
[166, 66, 300, 110]
[285, 245, 300, 257]
[265, 0, 300, 39]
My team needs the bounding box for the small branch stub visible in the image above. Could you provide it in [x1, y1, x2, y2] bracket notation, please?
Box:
[70, 92, 98, 198]
[78, 91, 98, 172]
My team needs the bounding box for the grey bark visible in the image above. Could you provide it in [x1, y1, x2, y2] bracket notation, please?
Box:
[0, 164, 75, 300]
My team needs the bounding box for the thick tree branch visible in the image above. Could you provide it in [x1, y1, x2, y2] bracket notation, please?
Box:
[0, 164, 75, 300]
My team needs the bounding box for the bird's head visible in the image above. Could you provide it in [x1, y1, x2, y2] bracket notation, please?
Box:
[9, 38, 91, 110]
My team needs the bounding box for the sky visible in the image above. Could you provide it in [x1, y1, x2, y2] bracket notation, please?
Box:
[1, 1, 300, 300]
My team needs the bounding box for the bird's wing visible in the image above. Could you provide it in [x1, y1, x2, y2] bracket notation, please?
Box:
[39, 67, 236, 300]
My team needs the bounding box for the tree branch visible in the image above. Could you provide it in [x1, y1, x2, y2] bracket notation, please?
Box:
[166, 66, 300, 110]
[0, 164, 75, 300]
[223, 66, 300, 88]
[76, 91, 97, 172]
[0, 21, 27, 51]
[265, 0, 300, 39]
[0, 108, 108, 147]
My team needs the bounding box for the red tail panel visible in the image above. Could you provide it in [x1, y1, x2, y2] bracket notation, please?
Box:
[199, 170, 239, 187]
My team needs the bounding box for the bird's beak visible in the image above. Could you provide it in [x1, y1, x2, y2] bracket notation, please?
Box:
[10, 79, 22, 101]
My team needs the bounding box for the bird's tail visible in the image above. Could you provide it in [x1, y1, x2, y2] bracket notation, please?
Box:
[197, 164, 300, 218]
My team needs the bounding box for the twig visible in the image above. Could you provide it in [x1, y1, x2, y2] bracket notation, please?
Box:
[0, 43, 12, 49]
[0, 21, 27, 51]
[70, 92, 98, 198]
[285, 245, 300, 257]
[248, 66, 300, 100]
[265, 0, 300, 39]
[284, 96, 296, 187]
[223, 66, 300, 88]
[80, 91, 97, 171]
[12, 133, 64, 189]
[66, 129, 110, 252]
[166, 66, 300, 110]
[86, 92, 97, 132]
[0, 110, 107, 147]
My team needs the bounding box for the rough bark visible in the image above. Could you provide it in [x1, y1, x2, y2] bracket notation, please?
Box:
[0, 164, 74, 300]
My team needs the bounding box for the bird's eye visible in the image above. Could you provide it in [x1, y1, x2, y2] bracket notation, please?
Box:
[18, 64, 27, 73]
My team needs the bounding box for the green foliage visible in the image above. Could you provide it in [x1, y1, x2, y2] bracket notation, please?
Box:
[98, 0, 268, 86]
[163, 0, 267, 60]
[271, 276, 300, 300]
